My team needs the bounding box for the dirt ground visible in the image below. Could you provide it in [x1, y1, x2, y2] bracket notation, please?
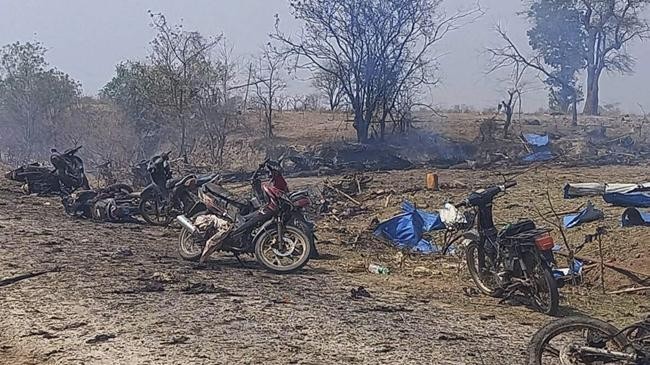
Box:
[1, 162, 649, 364]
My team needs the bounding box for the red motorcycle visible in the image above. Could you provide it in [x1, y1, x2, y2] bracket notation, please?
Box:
[176, 159, 313, 273]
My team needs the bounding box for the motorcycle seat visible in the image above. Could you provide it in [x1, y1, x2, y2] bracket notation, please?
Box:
[499, 219, 536, 238]
[204, 183, 250, 207]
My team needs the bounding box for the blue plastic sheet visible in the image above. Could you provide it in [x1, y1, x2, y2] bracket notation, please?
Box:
[522, 150, 554, 162]
[373, 201, 445, 254]
[522, 133, 554, 162]
[621, 207, 650, 227]
[523, 133, 549, 147]
[553, 259, 584, 279]
[603, 192, 650, 208]
[562, 201, 604, 228]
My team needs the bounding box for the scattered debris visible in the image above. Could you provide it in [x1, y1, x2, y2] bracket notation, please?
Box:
[622, 207, 650, 227]
[0, 267, 59, 287]
[563, 201, 604, 228]
[183, 282, 238, 296]
[350, 286, 371, 300]
[161, 336, 190, 345]
[368, 264, 390, 275]
[113, 248, 134, 258]
[21, 330, 58, 339]
[436, 332, 467, 341]
[86, 334, 116, 344]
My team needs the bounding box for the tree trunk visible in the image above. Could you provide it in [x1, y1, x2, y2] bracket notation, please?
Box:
[571, 97, 578, 126]
[583, 66, 601, 115]
[353, 112, 368, 143]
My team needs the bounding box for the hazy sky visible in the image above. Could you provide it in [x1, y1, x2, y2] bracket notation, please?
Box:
[1, 0, 649, 112]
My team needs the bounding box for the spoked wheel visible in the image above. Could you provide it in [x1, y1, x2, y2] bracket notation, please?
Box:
[527, 317, 631, 365]
[255, 225, 311, 274]
[139, 195, 173, 226]
[178, 226, 205, 261]
[528, 262, 560, 316]
[465, 241, 502, 296]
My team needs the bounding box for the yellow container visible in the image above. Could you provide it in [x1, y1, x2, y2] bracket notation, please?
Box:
[426, 173, 439, 190]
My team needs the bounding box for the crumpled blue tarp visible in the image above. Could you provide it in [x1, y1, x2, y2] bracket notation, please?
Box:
[621, 207, 650, 227]
[604, 192, 650, 208]
[553, 259, 584, 279]
[522, 133, 554, 162]
[563, 201, 604, 228]
[373, 201, 445, 254]
[523, 133, 549, 147]
[522, 150, 554, 162]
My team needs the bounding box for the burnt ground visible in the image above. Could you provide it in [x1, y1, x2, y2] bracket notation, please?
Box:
[1, 165, 649, 364]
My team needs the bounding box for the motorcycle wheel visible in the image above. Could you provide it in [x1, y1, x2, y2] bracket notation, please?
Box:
[255, 224, 311, 274]
[527, 316, 629, 365]
[178, 225, 205, 261]
[139, 195, 173, 226]
[529, 262, 560, 316]
[465, 241, 501, 296]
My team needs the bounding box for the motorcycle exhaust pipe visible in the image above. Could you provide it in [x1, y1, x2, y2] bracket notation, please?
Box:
[176, 215, 199, 236]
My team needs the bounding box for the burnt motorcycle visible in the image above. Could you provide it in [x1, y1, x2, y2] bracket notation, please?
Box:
[528, 316, 650, 364]
[175, 159, 313, 273]
[5, 146, 89, 195]
[451, 181, 560, 315]
[138, 151, 216, 226]
[62, 183, 140, 223]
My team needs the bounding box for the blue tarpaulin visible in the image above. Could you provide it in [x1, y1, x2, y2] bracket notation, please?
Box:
[523, 133, 549, 147]
[373, 201, 445, 254]
[562, 201, 604, 228]
[522, 133, 554, 162]
[621, 207, 650, 227]
[603, 192, 650, 208]
[553, 259, 584, 279]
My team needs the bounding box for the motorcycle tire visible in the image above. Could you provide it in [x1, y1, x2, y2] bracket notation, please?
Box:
[527, 316, 628, 365]
[529, 263, 560, 316]
[465, 241, 501, 296]
[177, 211, 208, 261]
[139, 195, 174, 226]
[254, 224, 311, 274]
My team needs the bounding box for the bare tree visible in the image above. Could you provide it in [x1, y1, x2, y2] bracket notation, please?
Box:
[273, 0, 482, 143]
[488, 25, 580, 125]
[312, 67, 344, 112]
[253, 44, 286, 138]
[147, 12, 220, 162]
[195, 41, 243, 165]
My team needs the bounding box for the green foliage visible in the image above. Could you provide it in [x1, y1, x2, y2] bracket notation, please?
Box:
[0, 41, 81, 160]
[527, 0, 585, 112]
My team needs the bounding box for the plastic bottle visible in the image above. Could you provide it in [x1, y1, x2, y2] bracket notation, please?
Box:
[368, 263, 390, 275]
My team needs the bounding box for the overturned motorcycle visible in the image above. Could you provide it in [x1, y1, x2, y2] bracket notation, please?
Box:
[175, 159, 313, 273]
[5, 146, 89, 195]
[62, 183, 140, 223]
